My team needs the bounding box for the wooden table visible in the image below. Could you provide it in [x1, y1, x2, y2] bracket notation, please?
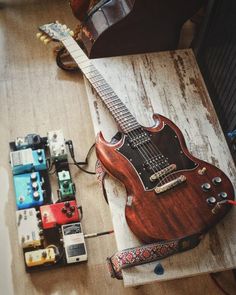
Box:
[84, 49, 236, 287]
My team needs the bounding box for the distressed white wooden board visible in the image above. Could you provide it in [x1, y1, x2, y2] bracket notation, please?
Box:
[84, 49, 236, 287]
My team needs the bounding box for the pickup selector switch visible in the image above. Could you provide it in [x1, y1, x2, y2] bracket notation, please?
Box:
[212, 177, 222, 185]
[218, 192, 228, 199]
[201, 183, 211, 191]
[207, 197, 216, 204]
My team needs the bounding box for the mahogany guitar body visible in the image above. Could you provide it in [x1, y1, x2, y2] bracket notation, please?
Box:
[96, 114, 234, 243]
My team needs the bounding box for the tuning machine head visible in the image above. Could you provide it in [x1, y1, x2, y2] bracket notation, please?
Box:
[36, 32, 51, 45]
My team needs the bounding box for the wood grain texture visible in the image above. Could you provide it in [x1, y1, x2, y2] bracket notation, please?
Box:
[0, 0, 235, 294]
[84, 49, 236, 286]
[96, 114, 234, 243]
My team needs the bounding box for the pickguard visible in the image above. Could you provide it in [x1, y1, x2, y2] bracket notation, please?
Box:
[116, 124, 197, 191]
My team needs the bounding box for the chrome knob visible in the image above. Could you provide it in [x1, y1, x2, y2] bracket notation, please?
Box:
[207, 197, 216, 204]
[212, 177, 222, 185]
[218, 192, 227, 199]
[201, 183, 211, 191]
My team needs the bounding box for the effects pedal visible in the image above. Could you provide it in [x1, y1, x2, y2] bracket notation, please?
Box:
[40, 201, 80, 229]
[62, 222, 87, 263]
[10, 148, 47, 175]
[47, 130, 67, 160]
[58, 170, 76, 200]
[16, 208, 42, 248]
[13, 172, 44, 209]
[25, 247, 57, 267]
[15, 134, 43, 150]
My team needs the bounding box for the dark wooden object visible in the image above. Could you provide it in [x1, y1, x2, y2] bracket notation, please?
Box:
[96, 114, 234, 243]
[71, 0, 204, 58]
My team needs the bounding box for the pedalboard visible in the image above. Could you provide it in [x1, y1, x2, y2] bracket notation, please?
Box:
[9, 130, 87, 272]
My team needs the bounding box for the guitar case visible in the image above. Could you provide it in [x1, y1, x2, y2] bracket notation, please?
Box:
[71, 0, 204, 58]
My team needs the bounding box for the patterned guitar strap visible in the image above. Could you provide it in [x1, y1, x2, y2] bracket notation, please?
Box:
[95, 159, 203, 280]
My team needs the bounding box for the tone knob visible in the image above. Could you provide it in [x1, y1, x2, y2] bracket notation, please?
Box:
[32, 182, 38, 191]
[61, 207, 67, 214]
[30, 172, 37, 182]
[207, 197, 216, 204]
[38, 156, 43, 163]
[212, 177, 222, 185]
[37, 149, 42, 155]
[33, 191, 40, 201]
[201, 183, 211, 191]
[65, 201, 70, 208]
[218, 192, 228, 199]
[63, 181, 69, 189]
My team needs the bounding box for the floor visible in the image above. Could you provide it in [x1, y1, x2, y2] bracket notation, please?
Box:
[0, 0, 235, 294]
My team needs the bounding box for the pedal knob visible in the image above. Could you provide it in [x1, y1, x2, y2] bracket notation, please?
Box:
[63, 181, 69, 189]
[207, 197, 216, 204]
[201, 183, 211, 191]
[38, 156, 43, 163]
[41, 251, 47, 259]
[218, 192, 228, 199]
[212, 177, 222, 185]
[65, 201, 70, 208]
[32, 182, 38, 190]
[70, 206, 75, 212]
[30, 172, 37, 181]
[37, 149, 42, 156]
[33, 191, 40, 201]
[61, 207, 67, 214]
[66, 211, 73, 218]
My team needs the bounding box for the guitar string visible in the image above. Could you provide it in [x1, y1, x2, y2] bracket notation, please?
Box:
[86, 67, 174, 186]
[64, 38, 176, 186]
[83, 66, 174, 185]
[107, 104, 175, 186]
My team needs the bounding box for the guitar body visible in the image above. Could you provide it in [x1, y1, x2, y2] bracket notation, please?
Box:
[78, 0, 204, 58]
[96, 114, 234, 243]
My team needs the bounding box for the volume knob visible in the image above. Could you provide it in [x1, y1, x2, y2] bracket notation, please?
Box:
[218, 192, 227, 199]
[207, 197, 216, 204]
[212, 177, 222, 185]
[201, 183, 211, 191]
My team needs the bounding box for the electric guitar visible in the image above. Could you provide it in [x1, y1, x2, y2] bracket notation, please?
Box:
[38, 22, 235, 244]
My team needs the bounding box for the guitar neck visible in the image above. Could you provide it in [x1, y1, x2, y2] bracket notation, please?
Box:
[62, 36, 140, 133]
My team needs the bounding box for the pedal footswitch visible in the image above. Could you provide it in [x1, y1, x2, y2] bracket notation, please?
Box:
[62, 222, 87, 263]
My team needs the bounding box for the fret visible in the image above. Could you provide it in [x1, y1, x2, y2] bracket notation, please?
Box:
[96, 85, 113, 93]
[91, 80, 108, 88]
[62, 36, 140, 132]
[104, 98, 121, 106]
[97, 89, 116, 98]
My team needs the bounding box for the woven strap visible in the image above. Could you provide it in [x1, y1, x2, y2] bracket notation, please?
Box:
[107, 234, 202, 279]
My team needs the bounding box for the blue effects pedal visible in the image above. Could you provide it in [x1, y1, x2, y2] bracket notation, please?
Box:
[10, 148, 47, 174]
[13, 172, 44, 209]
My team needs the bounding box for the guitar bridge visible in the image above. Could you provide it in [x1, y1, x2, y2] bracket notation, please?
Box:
[150, 164, 177, 182]
[154, 175, 186, 194]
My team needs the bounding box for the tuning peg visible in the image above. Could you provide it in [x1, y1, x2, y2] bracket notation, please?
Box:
[40, 35, 47, 42]
[55, 20, 59, 24]
[69, 31, 74, 37]
[43, 38, 51, 45]
[62, 24, 67, 30]
[36, 32, 43, 39]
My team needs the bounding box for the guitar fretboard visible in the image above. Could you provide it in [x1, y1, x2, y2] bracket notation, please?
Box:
[62, 37, 140, 133]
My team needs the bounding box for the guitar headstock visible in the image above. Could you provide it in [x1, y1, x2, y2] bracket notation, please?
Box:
[37, 21, 74, 44]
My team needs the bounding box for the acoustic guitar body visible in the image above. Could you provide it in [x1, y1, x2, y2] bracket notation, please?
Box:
[79, 0, 204, 58]
[96, 114, 234, 243]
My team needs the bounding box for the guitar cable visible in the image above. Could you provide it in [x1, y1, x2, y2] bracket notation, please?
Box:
[66, 140, 96, 175]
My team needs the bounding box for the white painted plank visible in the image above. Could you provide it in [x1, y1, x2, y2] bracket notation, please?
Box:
[84, 49, 236, 287]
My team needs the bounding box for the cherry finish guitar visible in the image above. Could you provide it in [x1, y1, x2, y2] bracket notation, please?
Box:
[38, 23, 235, 244]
